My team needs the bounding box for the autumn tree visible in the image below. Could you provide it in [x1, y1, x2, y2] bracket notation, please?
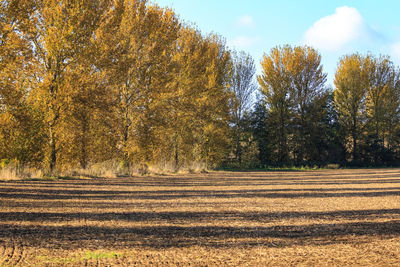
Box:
[364, 56, 400, 164]
[5, 0, 400, 173]
[97, 0, 181, 169]
[166, 26, 216, 169]
[58, 60, 115, 169]
[288, 46, 327, 164]
[334, 54, 370, 163]
[258, 46, 292, 164]
[194, 35, 232, 167]
[0, 1, 45, 165]
[6, 0, 111, 172]
[258, 45, 327, 165]
[145, 25, 231, 170]
[384, 69, 400, 156]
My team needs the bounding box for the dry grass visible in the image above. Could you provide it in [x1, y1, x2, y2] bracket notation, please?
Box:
[147, 161, 208, 175]
[52, 161, 208, 179]
[0, 169, 400, 266]
[0, 168, 18, 181]
[0, 166, 43, 181]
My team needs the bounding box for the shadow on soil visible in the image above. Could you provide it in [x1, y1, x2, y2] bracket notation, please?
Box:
[0, 220, 399, 249]
[1, 170, 400, 249]
[2, 187, 400, 200]
[0, 209, 400, 223]
[2, 169, 400, 188]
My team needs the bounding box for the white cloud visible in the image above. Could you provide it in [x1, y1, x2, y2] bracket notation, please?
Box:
[229, 36, 260, 48]
[391, 42, 400, 60]
[303, 6, 371, 51]
[236, 15, 255, 28]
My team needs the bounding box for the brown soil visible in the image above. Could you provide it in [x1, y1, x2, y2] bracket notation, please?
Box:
[0, 169, 400, 266]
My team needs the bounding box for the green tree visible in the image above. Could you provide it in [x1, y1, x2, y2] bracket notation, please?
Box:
[250, 99, 270, 166]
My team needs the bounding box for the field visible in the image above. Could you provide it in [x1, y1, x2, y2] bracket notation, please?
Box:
[0, 169, 400, 266]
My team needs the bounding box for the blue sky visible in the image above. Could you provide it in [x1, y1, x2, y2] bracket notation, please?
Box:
[151, 0, 400, 85]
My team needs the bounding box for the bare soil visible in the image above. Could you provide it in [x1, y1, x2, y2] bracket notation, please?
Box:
[1, 169, 400, 266]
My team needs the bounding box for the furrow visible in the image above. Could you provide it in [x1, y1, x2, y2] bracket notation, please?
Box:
[2, 241, 15, 266]
[0, 242, 7, 266]
[11, 240, 26, 266]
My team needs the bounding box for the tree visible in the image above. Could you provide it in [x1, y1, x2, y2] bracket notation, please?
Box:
[230, 51, 257, 165]
[288, 46, 327, 164]
[97, 1, 181, 169]
[58, 60, 115, 169]
[156, 26, 232, 170]
[8, 0, 112, 172]
[0, 1, 45, 165]
[249, 98, 270, 166]
[196, 34, 232, 167]
[258, 46, 292, 164]
[364, 56, 399, 165]
[258, 45, 327, 165]
[334, 54, 370, 163]
[384, 69, 400, 157]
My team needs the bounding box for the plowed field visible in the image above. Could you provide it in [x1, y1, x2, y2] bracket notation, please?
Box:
[1, 169, 400, 266]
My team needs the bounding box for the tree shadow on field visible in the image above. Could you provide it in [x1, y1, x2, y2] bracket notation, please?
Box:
[0, 220, 399, 249]
[1, 171, 400, 249]
[1, 209, 400, 223]
[2, 186, 400, 200]
[3, 169, 400, 188]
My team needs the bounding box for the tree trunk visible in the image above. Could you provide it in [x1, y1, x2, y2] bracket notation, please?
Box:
[374, 119, 379, 165]
[235, 123, 242, 165]
[299, 113, 305, 165]
[352, 116, 358, 164]
[80, 114, 89, 169]
[174, 140, 179, 172]
[279, 101, 287, 164]
[48, 126, 56, 172]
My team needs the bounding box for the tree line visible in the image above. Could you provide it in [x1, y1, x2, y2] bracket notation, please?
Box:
[1, 0, 400, 175]
[238, 48, 400, 168]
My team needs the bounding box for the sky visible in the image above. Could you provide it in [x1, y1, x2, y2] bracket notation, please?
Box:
[151, 0, 400, 85]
